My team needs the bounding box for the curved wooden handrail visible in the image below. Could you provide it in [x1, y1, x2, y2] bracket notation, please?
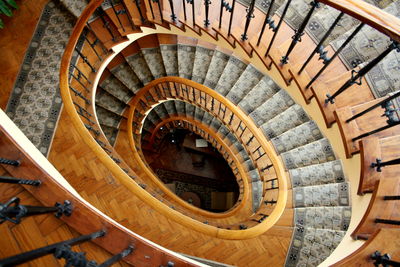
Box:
[60, 0, 287, 239]
[132, 112, 252, 219]
[127, 76, 288, 237]
[129, 100, 253, 219]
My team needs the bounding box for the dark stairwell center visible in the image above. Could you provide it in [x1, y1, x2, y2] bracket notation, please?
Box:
[143, 128, 240, 212]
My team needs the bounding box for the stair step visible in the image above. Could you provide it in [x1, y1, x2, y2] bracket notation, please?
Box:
[292, 182, 350, 207]
[163, 100, 178, 115]
[96, 105, 122, 128]
[100, 74, 135, 103]
[252, 180, 263, 212]
[294, 206, 351, 231]
[261, 104, 309, 139]
[215, 55, 247, 96]
[184, 102, 195, 118]
[60, 0, 88, 18]
[125, 51, 154, 85]
[196, 107, 206, 121]
[141, 47, 167, 79]
[271, 120, 323, 154]
[280, 138, 336, 169]
[289, 160, 346, 187]
[226, 64, 264, 105]
[365, 49, 400, 98]
[203, 49, 231, 89]
[100, 124, 119, 146]
[95, 89, 127, 115]
[250, 89, 295, 127]
[238, 75, 280, 114]
[285, 226, 346, 267]
[110, 62, 142, 94]
[153, 103, 169, 119]
[177, 37, 197, 79]
[174, 100, 186, 115]
[192, 44, 215, 84]
[160, 44, 179, 77]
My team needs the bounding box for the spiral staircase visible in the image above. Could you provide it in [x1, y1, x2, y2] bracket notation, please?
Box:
[0, 0, 400, 266]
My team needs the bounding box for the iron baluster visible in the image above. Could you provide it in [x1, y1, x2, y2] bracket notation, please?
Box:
[74, 47, 97, 73]
[251, 213, 269, 223]
[305, 23, 365, 89]
[155, 0, 164, 21]
[69, 86, 91, 105]
[0, 231, 105, 267]
[147, 0, 156, 20]
[98, 246, 134, 267]
[54, 244, 134, 267]
[256, 0, 275, 46]
[0, 158, 20, 166]
[85, 24, 108, 55]
[69, 70, 90, 93]
[0, 197, 72, 224]
[110, 155, 121, 164]
[375, 218, 400, 225]
[182, 0, 187, 21]
[346, 91, 400, 123]
[326, 41, 400, 104]
[96, 8, 117, 41]
[134, 0, 146, 22]
[72, 64, 92, 85]
[120, 0, 137, 30]
[260, 164, 274, 172]
[228, 113, 234, 125]
[188, 0, 195, 28]
[0, 176, 41, 186]
[298, 12, 344, 74]
[83, 32, 103, 61]
[95, 139, 112, 153]
[371, 158, 400, 172]
[227, 0, 236, 36]
[352, 121, 400, 142]
[384, 195, 400, 200]
[264, 0, 292, 57]
[110, 0, 125, 32]
[204, 0, 211, 27]
[218, 0, 225, 29]
[371, 251, 400, 267]
[168, 0, 177, 21]
[74, 102, 95, 124]
[246, 135, 254, 146]
[84, 124, 101, 136]
[264, 199, 277, 205]
[281, 0, 319, 64]
[241, 0, 256, 41]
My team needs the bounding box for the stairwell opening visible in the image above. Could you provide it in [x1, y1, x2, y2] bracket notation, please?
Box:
[142, 127, 240, 212]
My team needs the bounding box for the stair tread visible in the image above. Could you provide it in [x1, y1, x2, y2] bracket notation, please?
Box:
[271, 120, 323, 154]
[280, 138, 336, 169]
[289, 160, 346, 187]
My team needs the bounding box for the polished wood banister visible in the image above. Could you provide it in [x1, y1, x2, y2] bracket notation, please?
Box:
[60, 0, 287, 239]
[128, 77, 288, 239]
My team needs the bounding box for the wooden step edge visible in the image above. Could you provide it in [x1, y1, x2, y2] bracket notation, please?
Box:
[288, 63, 314, 104]
[334, 107, 362, 159]
[211, 26, 236, 49]
[359, 137, 383, 195]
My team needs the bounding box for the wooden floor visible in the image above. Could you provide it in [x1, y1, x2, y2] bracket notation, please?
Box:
[0, 166, 130, 267]
[48, 110, 293, 267]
